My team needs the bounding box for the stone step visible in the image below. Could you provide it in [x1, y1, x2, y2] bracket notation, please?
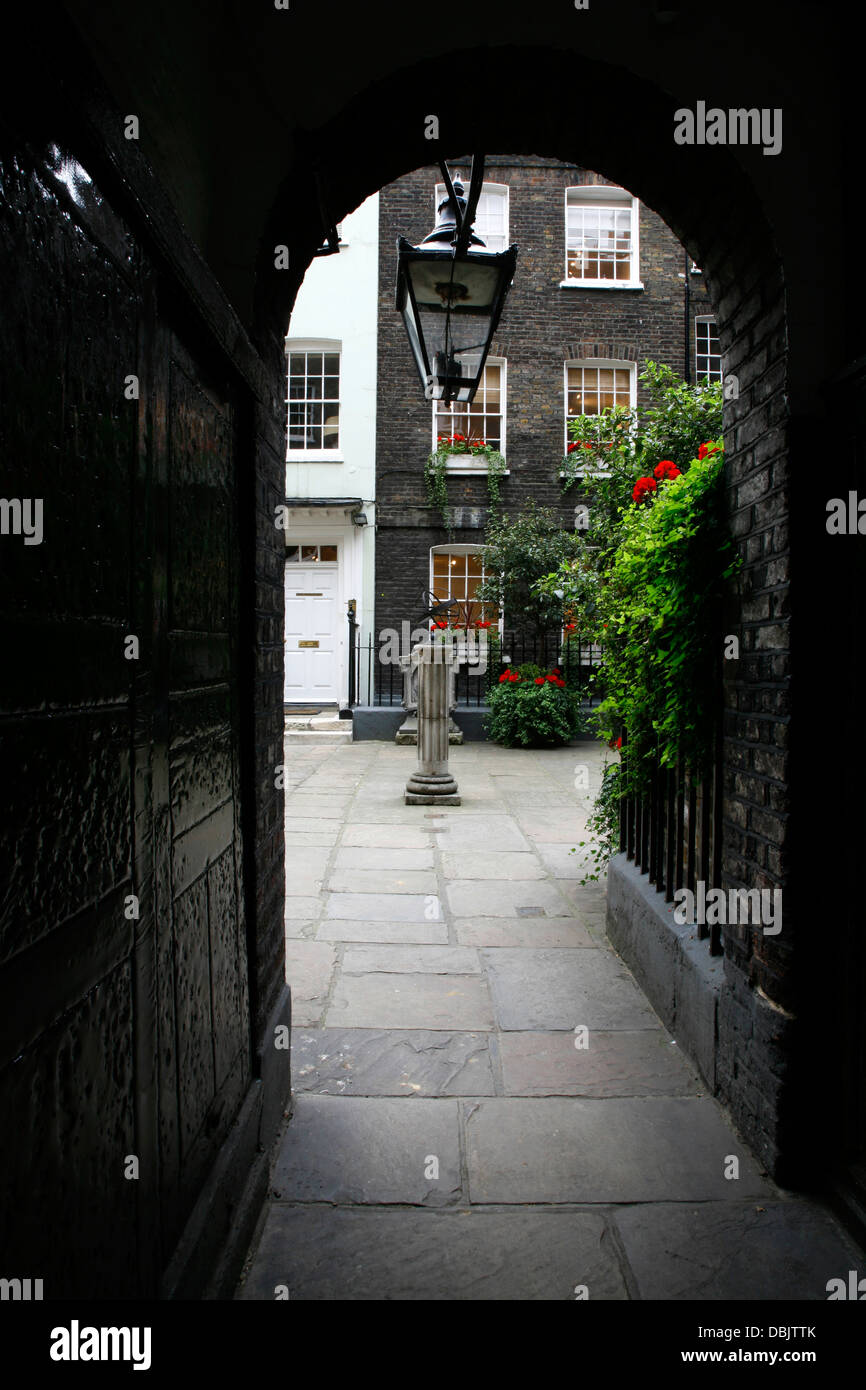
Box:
[285, 728, 353, 743]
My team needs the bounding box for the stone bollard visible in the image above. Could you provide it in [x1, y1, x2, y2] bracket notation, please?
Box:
[404, 642, 461, 804]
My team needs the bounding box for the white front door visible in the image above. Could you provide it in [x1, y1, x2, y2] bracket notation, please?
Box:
[284, 565, 339, 702]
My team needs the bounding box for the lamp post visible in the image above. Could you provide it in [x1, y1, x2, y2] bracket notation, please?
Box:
[395, 157, 518, 405]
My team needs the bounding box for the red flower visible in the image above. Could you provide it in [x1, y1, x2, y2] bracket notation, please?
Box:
[615, 736, 623, 748]
[632, 476, 657, 503]
[564, 622, 576, 634]
[534, 677, 546, 685]
[697, 442, 720, 461]
[498, 672, 509, 683]
[654, 460, 681, 481]
[584, 442, 593, 450]
[567, 442, 579, 453]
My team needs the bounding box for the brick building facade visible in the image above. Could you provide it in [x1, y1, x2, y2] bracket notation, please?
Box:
[374, 155, 718, 642]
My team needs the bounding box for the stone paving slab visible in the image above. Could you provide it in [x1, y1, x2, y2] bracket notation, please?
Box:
[465, 1096, 771, 1203]
[326, 971, 496, 1030]
[283, 941, 337, 1025]
[237, 1207, 628, 1300]
[285, 800, 350, 819]
[498, 1030, 703, 1097]
[535, 844, 598, 879]
[440, 851, 546, 881]
[316, 919, 449, 944]
[432, 815, 531, 851]
[341, 945, 481, 975]
[292, 1027, 496, 1096]
[326, 867, 438, 894]
[325, 892, 439, 922]
[333, 847, 434, 871]
[285, 919, 316, 940]
[271, 1095, 462, 1205]
[612, 1200, 863, 1301]
[284, 896, 325, 920]
[446, 879, 571, 918]
[284, 818, 342, 836]
[455, 917, 596, 948]
[483, 947, 658, 1030]
[342, 824, 432, 848]
[513, 812, 589, 843]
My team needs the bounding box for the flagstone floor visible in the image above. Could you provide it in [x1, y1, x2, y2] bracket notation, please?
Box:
[236, 737, 862, 1301]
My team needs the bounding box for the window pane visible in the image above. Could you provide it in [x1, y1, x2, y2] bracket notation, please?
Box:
[301, 545, 318, 561]
[320, 545, 337, 561]
[286, 546, 299, 562]
[323, 354, 339, 375]
[433, 553, 449, 576]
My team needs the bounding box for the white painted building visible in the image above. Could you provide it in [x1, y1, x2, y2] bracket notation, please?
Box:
[283, 192, 378, 707]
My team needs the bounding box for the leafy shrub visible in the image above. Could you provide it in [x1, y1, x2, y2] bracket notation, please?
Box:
[475, 502, 582, 630]
[591, 441, 740, 789]
[484, 667, 585, 748]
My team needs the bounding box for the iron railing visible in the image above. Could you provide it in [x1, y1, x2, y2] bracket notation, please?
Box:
[618, 723, 724, 955]
[346, 610, 604, 710]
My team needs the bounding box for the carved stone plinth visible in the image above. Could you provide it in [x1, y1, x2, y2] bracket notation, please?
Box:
[404, 643, 460, 804]
[397, 646, 462, 744]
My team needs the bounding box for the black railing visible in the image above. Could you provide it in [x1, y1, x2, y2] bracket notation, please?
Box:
[346, 615, 604, 710]
[618, 722, 724, 956]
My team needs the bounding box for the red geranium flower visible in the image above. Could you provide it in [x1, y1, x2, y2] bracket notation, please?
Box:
[632, 476, 657, 503]
[697, 442, 720, 461]
[567, 442, 580, 453]
[654, 460, 681, 481]
[584, 442, 593, 450]
[534, 677, 545, 685]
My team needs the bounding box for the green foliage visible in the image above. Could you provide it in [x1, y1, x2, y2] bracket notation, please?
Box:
[559, 361, 724, 573]
[424, 441, 508, 533]
[484, 668, 585, 748]
[590, 443, 740, 789]
[475, 502, 582, 629]
[574, 761, 621, 885]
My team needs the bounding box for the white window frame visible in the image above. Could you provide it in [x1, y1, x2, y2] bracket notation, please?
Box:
[694, 315, 723, 383]
[562, 186, 643, 290]
[429, 544, 502, 630]
[432, 358, 509, 474]
[563, 359, 637, 478]
[285, 338, 343, 462]
[434, 180, 509, 252]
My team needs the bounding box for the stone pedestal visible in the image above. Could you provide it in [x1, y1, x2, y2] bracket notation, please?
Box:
[405, 643, 461, 804]
[397, 647, 463, 745]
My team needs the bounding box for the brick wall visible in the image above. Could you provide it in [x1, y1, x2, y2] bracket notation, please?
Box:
[374, 156, 714, 639]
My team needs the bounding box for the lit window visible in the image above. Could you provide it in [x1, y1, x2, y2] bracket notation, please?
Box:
[434, 359, 505, 463]
[286, 346, 340, 452]
[434, 181, 509, 252]
[430, 546, 498, 627]
[564, 360, 636, 476]
[695, 316, 722, 382]
[564, 186, 641, 287]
